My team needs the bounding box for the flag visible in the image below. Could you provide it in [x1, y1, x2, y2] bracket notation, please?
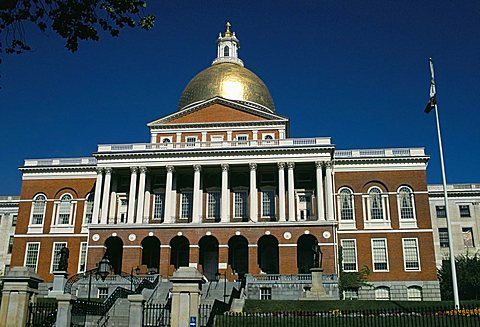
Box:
[425, 58, 436, 114]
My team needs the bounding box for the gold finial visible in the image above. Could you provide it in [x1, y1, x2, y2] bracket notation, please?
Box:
[224, 22, 232, 37]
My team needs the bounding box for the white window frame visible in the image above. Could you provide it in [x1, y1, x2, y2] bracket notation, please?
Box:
[54, 193, 75, 226]
[152, 190, 165, 221]
[459, 204, 471, 218]
[50, 242, 68, 273]
[261, 133, 275, 144]
[210, 135, 224, 143]
[236, 134, 248, 145]
[206, 190, 221, 220]
[341, 239, 358, 272]
[374, 286, 390, 300]
[261, 189, 276, 218]
[363, 187, 391, 229]
[180, 191, 193, 220]
[78, 242, 88, 273]
[407, 286, 423, 301]
[185, 136, 197, 147]
[28, 194, 47, 234]
[24, 242, 40, 271]
[98, 287, 109, 299]
[234, 190, 248, 219]
[371, 238, 389, 272]
[259, 287, 272, 300]
[397, 186, 417, 228]
[83, 193, 94, 225]
[337, 187, 356, 229]
[160, 136, 172, 144]
[402, 238, 421, 271]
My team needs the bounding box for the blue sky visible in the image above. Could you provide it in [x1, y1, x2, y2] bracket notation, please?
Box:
[1, 0, 479, 195]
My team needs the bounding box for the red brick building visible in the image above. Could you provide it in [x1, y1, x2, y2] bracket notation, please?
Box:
[10, 24, 440, 301]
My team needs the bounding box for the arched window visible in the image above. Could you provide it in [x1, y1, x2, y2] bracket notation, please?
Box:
[57, 194, 72, 225]
[398, 186, 415, 220]
[407, 286, 422, 301]
[339, 188, 354, 220]
[375, 286, 390, 300]
[369, 188, 384, 220]
[84, 193, 94, 224]
[223, 45, 230, 57]
[162, 138, 171, 144]
[31, 194, 47, 225]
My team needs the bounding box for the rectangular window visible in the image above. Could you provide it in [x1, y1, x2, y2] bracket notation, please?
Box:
[341, 239, 357, 271]
[343, 288, 359, 300]
[403, 238, 420, 271]
[181, 192, 193, 219]
[436, 205, 446, 218]
[7, 236, 14, 254]
[462, 228, 475, 247]
[153, 193, 165, 220]
[12, 214, 17, 226]
[371, 239, 388, 271]
[32, 203, 45, 225]
[186, 137, 196, 147]
[84, 198, 94, 224]
[98, 287, 109, 299]
[78, 242, 87, 273]
[237, 135, 248, 145]
[439, 228, 449, 247]
[207, 192, 221, 220]
[234, 192, 247, 218]
[262, 190, 275, 217]
[259, 287, 272, 300]
[58, 202, 71, 224]
[51, 242, 68, 272]
[24, 242, 40, 271]
[459, 205, 471, 218]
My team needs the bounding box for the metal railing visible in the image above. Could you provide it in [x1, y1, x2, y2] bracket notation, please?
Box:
[335, 148, 426, 158]
[143, 303, 171, 327]
[27, 302, 57, 327]
[213, 305, 480, 327]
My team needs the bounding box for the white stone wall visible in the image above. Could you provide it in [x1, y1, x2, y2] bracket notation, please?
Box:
[0, 196, 19, 276]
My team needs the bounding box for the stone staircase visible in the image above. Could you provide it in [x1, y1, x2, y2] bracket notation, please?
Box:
[200, 281, 239, 305]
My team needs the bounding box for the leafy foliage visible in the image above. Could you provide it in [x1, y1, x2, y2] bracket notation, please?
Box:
[0, 0, 155, 56]
[338, 246, 370, 299]
[438, 254, 480, 300]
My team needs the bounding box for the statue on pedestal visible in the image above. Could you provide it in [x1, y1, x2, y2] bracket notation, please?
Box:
[312, 242, 322, 269]
[58, 246, 69, 271]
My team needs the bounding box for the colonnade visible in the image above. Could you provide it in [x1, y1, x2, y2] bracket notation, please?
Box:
[91, 161, 335, 225]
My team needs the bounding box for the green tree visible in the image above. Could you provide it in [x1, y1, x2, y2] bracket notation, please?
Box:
[338, 246, 371, 299]
[0, 0, 155, 56]
[438, 253, 480, 300]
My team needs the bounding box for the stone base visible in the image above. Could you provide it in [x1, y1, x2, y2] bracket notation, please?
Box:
[48, 271, 68, 297]
[301, 267, 335, 300]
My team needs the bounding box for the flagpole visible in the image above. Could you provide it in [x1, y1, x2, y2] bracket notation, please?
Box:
[429, 58, 460, 308]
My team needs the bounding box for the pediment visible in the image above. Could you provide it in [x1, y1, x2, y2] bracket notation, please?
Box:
[148, 97, 288, 126]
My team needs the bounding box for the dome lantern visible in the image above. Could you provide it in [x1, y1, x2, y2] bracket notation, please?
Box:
[212, 22, 244, 67]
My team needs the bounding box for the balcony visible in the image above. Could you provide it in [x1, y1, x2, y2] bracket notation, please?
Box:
[97, 137, 332, 153]
[24, 157, 97, 167]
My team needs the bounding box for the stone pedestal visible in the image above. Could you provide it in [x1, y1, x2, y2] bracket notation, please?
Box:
[302, 268, 333, 300]
[0, 267, 43, 327]
[170, 267, 205, 327]
[55, 294, 76, 327]
[128, 294, 145, 327]
[49, 271, 68, 297]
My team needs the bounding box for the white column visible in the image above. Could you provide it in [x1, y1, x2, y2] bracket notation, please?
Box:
[144, 175, 151, 221]
[277, 163, 286, 221]
[136, 167, 147, 224]
[92, 168, 103, 224]
[249, 163, 258, 222]
[108, 176, 117, 224]
[221, 164, 230, 223]
[100, 168, 112, 224]
[192, 164, 202, 223]
[287, 162, 295, 221]
[164, 166, 175, 223]
[325, 162, 334, 220]
[315, 161, 325, 221]
[127, 167, 138, 224]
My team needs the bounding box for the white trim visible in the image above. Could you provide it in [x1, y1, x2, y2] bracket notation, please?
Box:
[371, 238, 389, 272]
[15, 233, 88, 238]
[28, 193, 47, 230]
[260, 188, 276, 219]
[50, 241, 68, 273]
[402, 237, 421, 272]
[341, 239, 358, 272]
[82, 193, 94, 225]
[363, 187, 391, 229]
[123, 245, 143, 248]
[397, 186, 418, 228]
[77, 242, 88, 273]
[278, 244, 297, 247]
[24, 242, 40, 271]
[338, 229, 432, 234]
[337, 187, 356, 229]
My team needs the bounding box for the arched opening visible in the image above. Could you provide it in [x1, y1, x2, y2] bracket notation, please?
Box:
[199, 236, 219, 281]
[258, 235, 279, 274]
[170, 236, 189, 269]
[141, 236, 160, 274]
[223, 45, 230, 57]
[297, 234, 318, 273]
[228, 235, 249, 279]
[105, 236, 123, 274]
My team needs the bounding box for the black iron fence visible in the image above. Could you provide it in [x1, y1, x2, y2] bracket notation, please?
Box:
[214, 305, 480, 327]
[26, 302, 57, 327]
[143, 303, 171, 327]
[199, 304, 212, 326]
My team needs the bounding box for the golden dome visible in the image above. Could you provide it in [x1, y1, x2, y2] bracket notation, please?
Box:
[178, 62, 275, 112]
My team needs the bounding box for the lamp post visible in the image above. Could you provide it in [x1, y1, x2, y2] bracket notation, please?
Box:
[87, 255, 111, 302]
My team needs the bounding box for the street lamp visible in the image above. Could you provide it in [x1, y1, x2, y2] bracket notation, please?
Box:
[86, 255, 111, 301]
